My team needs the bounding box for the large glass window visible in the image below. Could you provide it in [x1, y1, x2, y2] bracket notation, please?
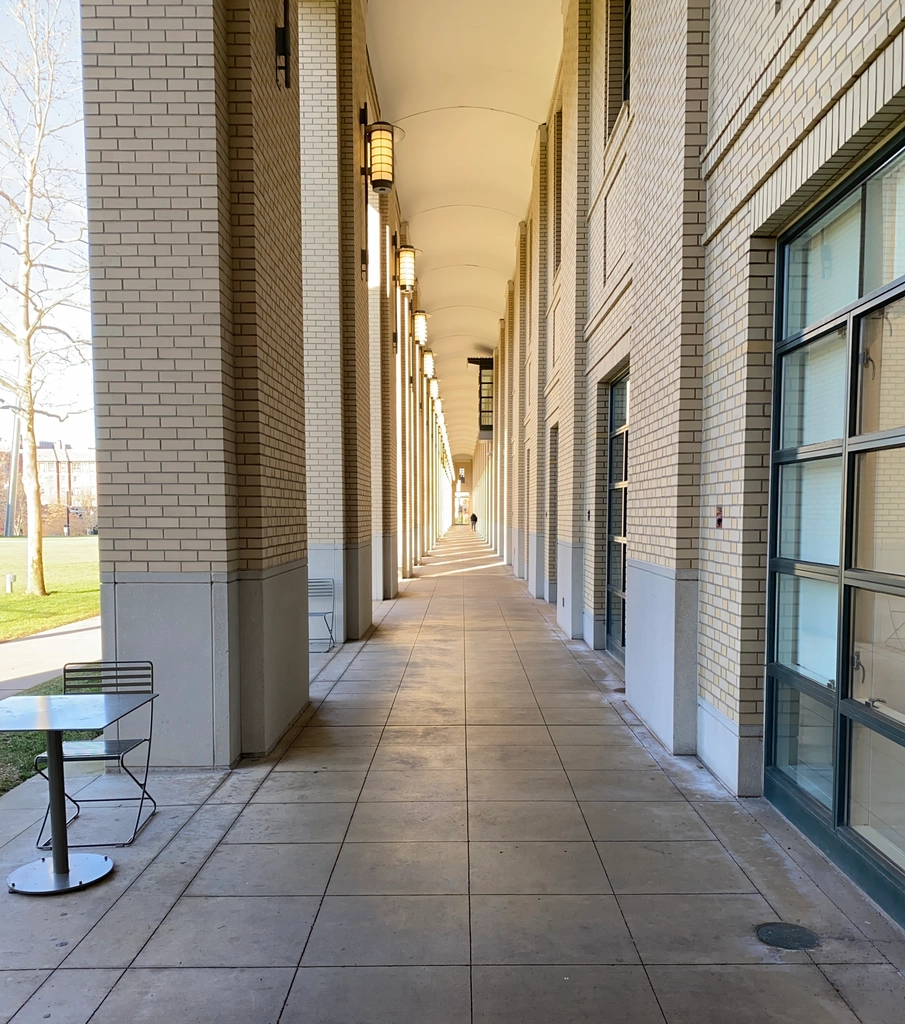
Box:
[858, 296, 905, 436]
[606, 376, 629, 656]
[779, 327, 846, 448]
[774, 575, 838, 687]
[850, 725, 905, 872]
[774, 682, 835, 809]
[769, 144, 905, 909]
[777, 458, 842, 564]
[785, 194, 861, 336]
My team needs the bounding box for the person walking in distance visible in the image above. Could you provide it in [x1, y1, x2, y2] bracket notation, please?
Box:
[470, 512, 478, 532]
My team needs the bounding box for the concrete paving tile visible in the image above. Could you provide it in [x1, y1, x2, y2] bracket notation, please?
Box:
[468, 801, 591, 841]
[282, 966, 472, 1023]
[534, 692, 612, 708]
[302, 895, 470, 966]
[386, 707, 465, 725]
[0, 810, 42, 848]
[380, 726, 465, 744]
[692, 803, 887, 964]
[619, 894, 811, 965]
[204, 766, 271, 804]
[75, 769, 227, 807]
[582, 802, 715, 841]
[370, 743, 465, 770]
[466, 692, 540, 708]
[465, 706, 546, 724]
[467, 726, 553, 745]
[472, 965, 664, 1023]
[467, 769, 573, 801]
[327, 842, 468, 895]
[8, 968, 123, 1024]
[820, 963, 905, 1023]
[294, 727, 384, 747]
[567, 770, 685, 801]
[251, 770, 366, 803]
[308, 706, 391, 726]
[0, 971, 49, 1024]
[597, 841, 757, 894]
[470, 842, 611, 895]
[88, 967, 294, 1024]
[471, 894, 638, 964]
[557, 745, 658, 771]
[648, 964, 860, 1023]
[346, 801, 467, 842]
[62, 893, 177, 969]
[224, 803, 354, 844]
[548, 725, 640, 746]
[359, 770, 467, 802]
[134, 896, 318, 967]
[0, 883, 125, 970]
[274, 746, 375, 771]
[187, 843, 340, 897]
[875, 940, 905, 970]
[541, 706, 625, 725]
[467, 745, 563, 770]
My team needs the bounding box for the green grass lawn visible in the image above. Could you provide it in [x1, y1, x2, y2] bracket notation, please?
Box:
[0, 675, 100, 797]
[0, 537, 100, 642]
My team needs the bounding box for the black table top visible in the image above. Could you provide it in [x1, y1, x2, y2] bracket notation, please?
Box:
[0, 693, 156, 733]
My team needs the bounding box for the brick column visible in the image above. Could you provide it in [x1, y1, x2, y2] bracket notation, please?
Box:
[298, 0, 372, 638]
[82, 0, 308, 766]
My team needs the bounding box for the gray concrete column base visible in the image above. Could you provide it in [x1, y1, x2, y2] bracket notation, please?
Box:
[238, 558, 310, 757]
[697, 696, 764, 797]
[556, 539, 584, 638]
[99, 573, 241, 768]
[528, 532, 545, 599]
[624, 560, 698, 756]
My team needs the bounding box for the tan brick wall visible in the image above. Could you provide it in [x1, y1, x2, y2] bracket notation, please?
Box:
[83, 0, 241, 576]
[229, 0, 307, 572]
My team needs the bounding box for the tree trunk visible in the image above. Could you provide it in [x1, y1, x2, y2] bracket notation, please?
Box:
[18, 375, 46, 595]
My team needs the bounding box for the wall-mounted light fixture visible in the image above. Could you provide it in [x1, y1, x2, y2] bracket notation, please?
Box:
[275, 0, 290, 87]
[430, 378, 440, 401]
[413, 310, 429, 346]
[397, 246, 416, 292]
[423, 349, 435, 379]
[367, 121, 395, 193]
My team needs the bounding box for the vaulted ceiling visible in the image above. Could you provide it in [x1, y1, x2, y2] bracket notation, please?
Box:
[366, 0, 564, 457]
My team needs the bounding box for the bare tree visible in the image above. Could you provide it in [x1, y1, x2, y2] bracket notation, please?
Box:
[0, 0, 88, 595]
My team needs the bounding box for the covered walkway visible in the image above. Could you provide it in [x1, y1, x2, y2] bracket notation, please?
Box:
[1, 532, 903, 1022]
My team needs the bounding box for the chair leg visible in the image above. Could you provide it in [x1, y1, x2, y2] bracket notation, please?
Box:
[119, 743, 157, 845]
[34, 773, 81, 851]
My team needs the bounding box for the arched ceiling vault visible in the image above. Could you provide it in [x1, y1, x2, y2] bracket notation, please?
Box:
[366, 0, 563, 456]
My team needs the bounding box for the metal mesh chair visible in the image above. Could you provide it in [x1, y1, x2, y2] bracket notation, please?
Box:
[308, 578, 335, 650]
[33, 661, 157, 848]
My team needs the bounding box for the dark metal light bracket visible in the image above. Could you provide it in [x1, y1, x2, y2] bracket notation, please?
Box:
[276, 0, 290, 88]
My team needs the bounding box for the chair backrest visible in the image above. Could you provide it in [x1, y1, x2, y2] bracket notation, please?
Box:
[63, 661, 154, 694]
[308, 578, 334, 611]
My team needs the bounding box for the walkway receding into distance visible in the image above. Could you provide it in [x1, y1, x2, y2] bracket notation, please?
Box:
[1, 529, 904, 1022]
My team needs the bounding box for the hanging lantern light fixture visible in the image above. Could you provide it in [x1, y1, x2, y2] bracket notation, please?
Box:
[422, 349, 435, 379]
[413, 310, 429, 346]
[397, 245, 416, 291]
[430, 378, 440, 401]
[367, 121, 395, 193]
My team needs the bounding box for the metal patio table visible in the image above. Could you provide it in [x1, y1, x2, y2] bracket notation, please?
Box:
[0, 692, 157, 895]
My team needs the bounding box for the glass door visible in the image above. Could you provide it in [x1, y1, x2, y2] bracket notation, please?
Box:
[606, 376, 629, 658]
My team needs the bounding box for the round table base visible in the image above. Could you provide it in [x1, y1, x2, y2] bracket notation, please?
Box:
[7, 853, 113, 895]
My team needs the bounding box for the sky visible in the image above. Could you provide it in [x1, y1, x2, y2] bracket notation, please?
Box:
[0, 0, 95, 453]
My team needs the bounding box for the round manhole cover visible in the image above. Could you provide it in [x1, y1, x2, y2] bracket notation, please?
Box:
[756, 922, 820, 950]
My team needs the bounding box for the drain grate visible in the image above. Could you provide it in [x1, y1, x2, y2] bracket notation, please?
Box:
[756, 922, 820, 950]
